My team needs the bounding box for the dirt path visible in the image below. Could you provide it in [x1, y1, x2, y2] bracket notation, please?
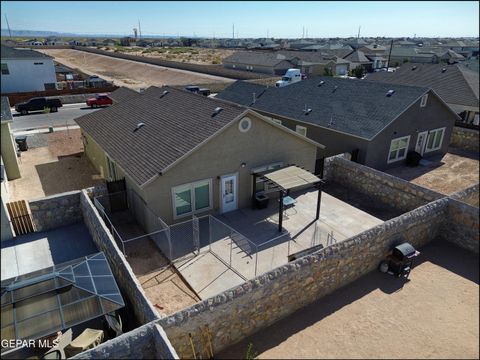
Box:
[39, 49, 233, 89]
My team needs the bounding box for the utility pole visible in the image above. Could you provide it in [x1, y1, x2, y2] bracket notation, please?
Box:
[5, 13, 12, 38]
[138, 19, 142, 39]
[232, 23, 235, 39]
[357, 25, 361, 39]
[302, 26, 305, 39]
[267, 29, 269, 38]
[387, 39, 394, 70]
[306, 28, 308, 38]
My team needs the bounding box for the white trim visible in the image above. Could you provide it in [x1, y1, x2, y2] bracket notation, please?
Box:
[295, 125, 307, 137]
[272, 119, 282, 125]
[238, 117, 252, 133]
[424, 127, 446, 153]
[220, 172, 238, 213]
[171, 178, 213, 220]
[415, 131, 428, 155]
[387, 135, 410, 164]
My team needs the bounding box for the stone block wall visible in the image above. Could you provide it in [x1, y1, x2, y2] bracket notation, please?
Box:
[450, 183, 479, 207]
[72, 322, 178, 359]
[79, 190, 159, 325]
[158, 198, 448, 358]
[29, 191, 83, 232]
[324, 156, 444, 212]
[440, 198, 479, 254]
[450, 126, 479, 153]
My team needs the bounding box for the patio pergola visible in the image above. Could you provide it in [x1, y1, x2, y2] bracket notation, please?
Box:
[252, 165, 324, 232]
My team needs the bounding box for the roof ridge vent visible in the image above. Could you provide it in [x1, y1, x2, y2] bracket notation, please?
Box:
[159, 90, 169, 98]
[133, 122, 145, 132]
[212, 107, 223, 117]
[386, 89, 395, 97]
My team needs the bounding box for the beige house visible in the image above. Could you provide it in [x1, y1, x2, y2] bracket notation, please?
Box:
[76, 87, 324, 224]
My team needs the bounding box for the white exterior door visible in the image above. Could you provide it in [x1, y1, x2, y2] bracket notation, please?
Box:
[415, 131, 428, 155]
[220, 174, 238, 213]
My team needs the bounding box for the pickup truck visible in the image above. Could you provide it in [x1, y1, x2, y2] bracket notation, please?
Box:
[15, 97, 63, 115]
[86, 93, 113, 108]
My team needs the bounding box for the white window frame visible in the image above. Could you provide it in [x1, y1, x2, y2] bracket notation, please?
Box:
[387, 135, 410, 164]
[171, 178, 213, 220]
[295, 125, 307, 137]
[252, 162, 284, 193]
[424, 127, 445, 153]
[420, 94, 428, 107]
[106, 155, 117, 181]
[272, 119, 282, 125]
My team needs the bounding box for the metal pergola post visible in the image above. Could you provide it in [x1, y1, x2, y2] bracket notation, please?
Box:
[278, 190, 284, 232]
[251, 173, 257, 209]
[316, 182, 322, 221]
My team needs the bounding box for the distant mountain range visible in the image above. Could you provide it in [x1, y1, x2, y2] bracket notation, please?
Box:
[0, 29, 178, 38]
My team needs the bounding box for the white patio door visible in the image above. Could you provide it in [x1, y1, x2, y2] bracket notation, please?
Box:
[415, 131, 428, 155]
[220, 174, 238, 213]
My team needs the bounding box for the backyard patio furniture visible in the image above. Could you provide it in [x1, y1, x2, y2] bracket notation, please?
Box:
[255, 192, 270, 209]
[41, 329, 73, 360]
[64, 328, 104, 358]
[282, 196, 297, 217]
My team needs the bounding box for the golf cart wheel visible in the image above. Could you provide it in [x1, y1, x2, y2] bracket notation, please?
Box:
[379, 261, 389, 273]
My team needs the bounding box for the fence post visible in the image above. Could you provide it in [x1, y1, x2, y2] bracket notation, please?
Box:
[208, 216, 212, 251]
[193, 215, 200, 255]
[166, 227, 172, 262]
[254, 246, 258, 277]
[229, 232, 233, 267]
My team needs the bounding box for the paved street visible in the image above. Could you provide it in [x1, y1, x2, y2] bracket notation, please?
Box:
[10, 103, 101, 131]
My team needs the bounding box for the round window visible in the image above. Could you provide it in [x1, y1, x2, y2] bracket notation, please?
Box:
[238, 117, 252, 133]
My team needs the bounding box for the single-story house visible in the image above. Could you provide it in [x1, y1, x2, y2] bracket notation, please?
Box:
[75, 86, 324, 224]
[344, 50, 373, 72]
[222, 51, 295, 75]
[387, 47, 439, 65]
[366, 63, 479, 125]
[216, 76, 460, 171]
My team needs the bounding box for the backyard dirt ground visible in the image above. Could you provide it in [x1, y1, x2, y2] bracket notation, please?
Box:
[39, 49, 233, 89]
[386, 149, 479, 195]
[102, 46, 236, 65]
[218, 240, 479, 359]
[8, 129, 103, 201]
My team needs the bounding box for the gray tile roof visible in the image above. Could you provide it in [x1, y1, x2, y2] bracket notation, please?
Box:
[109, 87, 141, 103]
[1, 45, 52, 59]
[217, 77, 430, 140]
[223, 51, 294, 67]
[366, 63, 479, 108]
[344, 50, 372, 64]
[76, 87, 247, 186]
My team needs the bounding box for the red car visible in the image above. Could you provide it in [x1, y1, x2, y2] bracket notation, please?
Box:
[86, 93, 113, 108]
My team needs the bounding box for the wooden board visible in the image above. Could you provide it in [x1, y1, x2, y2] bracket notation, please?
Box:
[6, 200, 35, 236]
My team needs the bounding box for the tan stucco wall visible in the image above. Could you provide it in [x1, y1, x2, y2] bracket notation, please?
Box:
[142, 114, 318, 225]
[1, 122, 20, 180]
[82, 130, 108, 179]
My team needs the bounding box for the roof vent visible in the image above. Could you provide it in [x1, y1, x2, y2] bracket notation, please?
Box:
[159, 90, 169, 98]
[332, 85, 338, 93]
[305, 108, 312, 115]
[133, 122, 145, 132]
[252, 92, 256, 104]
[327, 115, 335, 127]
[386, 90, 395, 97]
[212, 107, 223, 117]
[318, 80, 325, 87]
[441, 68, 447, 73]
[411, 66, 417, 70]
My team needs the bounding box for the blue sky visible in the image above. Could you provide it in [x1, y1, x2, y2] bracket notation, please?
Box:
[1, 1, 479, 38]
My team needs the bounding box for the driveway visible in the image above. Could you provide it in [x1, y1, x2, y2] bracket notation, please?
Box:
[10, 103, 101, 131]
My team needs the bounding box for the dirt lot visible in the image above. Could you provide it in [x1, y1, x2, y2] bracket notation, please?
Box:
[103, 46, 236, 65]
[39, 49, 233, 89]
[8, 129, 104, 201]
[386, 149, 479, 195]
[218, 241, 479, 359]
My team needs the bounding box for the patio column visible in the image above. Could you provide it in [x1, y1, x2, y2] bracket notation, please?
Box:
[278, 190, 284, 232]
[316, 182, 322, 221]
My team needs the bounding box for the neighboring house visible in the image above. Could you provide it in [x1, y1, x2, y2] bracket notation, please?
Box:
[1, 45, 57, 93]
[0, 97, 20, 180]
[1, 97, 19, 242]
[223, 51, 294, 74]
[75, 86, 323, 224]
[438, 49, 465, 64]
[344, 50, 373, 72]
[367, 63, 479, 125]
[387, 47, 439, 65]
[216, 77, 459, 170]
[358, 44, 387, 55]
[108, 86, 141, 103]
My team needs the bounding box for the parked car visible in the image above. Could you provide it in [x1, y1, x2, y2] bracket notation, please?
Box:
[185, 85, 211, 96]
[86, 93, 113, 108]
[15, 97, 63, 115]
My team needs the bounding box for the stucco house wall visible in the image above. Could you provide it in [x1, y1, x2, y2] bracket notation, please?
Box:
[1, 122, 20, 180]
[142, 113, 318, 224]
[1, 58, 57, 93]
